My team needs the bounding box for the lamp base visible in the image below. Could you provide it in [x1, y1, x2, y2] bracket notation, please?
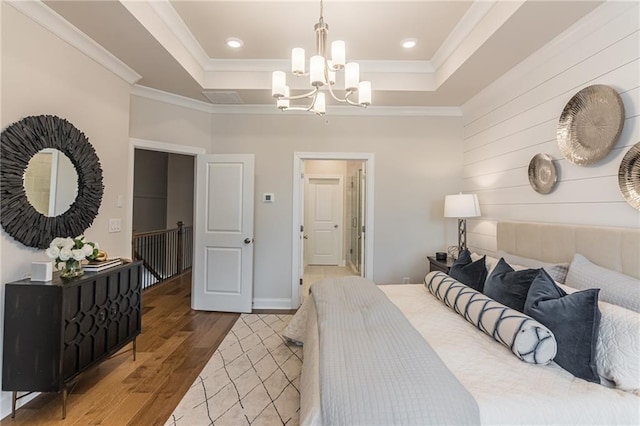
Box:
[457, 218, 467, 254]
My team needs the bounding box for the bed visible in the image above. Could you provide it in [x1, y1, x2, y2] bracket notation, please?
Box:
[286, 221, 640, 425]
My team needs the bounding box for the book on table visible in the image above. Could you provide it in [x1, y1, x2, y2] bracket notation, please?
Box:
[83, 258, 123, 271]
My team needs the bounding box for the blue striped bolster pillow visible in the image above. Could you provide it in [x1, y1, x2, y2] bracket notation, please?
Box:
[424, 271, 557, 365]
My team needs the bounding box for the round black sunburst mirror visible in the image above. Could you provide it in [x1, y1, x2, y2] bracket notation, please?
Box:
[0, 115, 104, 249]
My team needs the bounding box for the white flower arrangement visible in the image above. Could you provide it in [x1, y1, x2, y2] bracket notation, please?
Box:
[46, 235, 99, 271]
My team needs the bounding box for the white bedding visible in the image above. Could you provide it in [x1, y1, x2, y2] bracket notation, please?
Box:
[380, 284, 640, 425]
[298, 283, 640, 425]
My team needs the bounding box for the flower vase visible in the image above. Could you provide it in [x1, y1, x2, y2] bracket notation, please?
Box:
[60, 260, 84, 279]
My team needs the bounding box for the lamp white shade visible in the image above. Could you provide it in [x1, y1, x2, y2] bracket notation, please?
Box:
[345, 62, 359, 91]
[277, 86, 290, 109]
[272, 71, 286, 98]
[314, 92, 326, 114]
[292, 48, 305, 75]
[358, 81, 371, 105]
[331, 40, 346, 68]
[310, 55, 325, 86]
[444, 193, 481, 218]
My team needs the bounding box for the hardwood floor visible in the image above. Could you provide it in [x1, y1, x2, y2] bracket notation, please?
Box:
[0, 271, 239, 425]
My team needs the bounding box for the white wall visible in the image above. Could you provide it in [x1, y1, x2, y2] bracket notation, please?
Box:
[0, 3, 132, 417]
[130, 100, 464, 303]
[462, 1, 640, 254]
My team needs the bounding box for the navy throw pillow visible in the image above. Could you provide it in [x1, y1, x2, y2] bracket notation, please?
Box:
[524, 269, 601, 383]
[449, 249, 487, 292]
[483, 258, 539, 312]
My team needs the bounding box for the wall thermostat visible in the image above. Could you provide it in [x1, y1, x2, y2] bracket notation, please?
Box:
[263, 193, 275, 203]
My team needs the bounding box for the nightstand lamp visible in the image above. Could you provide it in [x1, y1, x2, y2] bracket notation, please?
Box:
[444, 193, 481, 254]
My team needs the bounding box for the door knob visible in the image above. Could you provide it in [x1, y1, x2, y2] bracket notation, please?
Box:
[334, 224, 339, 228]
[244, 238, 254, 244]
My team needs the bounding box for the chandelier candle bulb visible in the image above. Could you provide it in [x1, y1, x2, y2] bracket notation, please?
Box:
[292, 48, 305, 75]
[331, 40, 345, 68]
[278, 86, 290, 109]
[314, 92, 326, 114]
[328, 65, 336, 85]
[345, 62, 360, 91]
[272, 71, 286, 97]
[310, 56, 325, 86]
[359, 81, 371, 106]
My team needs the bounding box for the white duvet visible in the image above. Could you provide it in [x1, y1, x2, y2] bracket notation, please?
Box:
[379, 284, 640, 425]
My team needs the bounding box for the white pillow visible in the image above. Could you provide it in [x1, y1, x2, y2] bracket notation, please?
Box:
[497, 250, 569, 283]
[565, 254, 640, 312]
[471, 252, 499, 277]
[559, 283, 640, 394]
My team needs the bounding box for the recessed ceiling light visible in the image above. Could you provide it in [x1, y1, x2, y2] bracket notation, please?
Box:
[401, 38, 417, 49]
[225, 37, 243, 49]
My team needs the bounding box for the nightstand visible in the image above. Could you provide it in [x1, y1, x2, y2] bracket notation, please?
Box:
[427, 256, 454, 274]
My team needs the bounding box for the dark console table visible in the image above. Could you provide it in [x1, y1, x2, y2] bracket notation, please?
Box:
[2, 261, 142, 419]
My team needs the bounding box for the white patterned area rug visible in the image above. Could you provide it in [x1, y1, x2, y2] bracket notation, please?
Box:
[165, 314, 301, 426]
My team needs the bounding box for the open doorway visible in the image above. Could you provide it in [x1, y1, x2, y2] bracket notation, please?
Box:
[292, 153, 374, 308]
[128, 139, 205, 291]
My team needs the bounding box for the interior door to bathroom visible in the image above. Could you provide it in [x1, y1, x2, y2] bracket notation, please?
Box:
[306, 176, 343, 265]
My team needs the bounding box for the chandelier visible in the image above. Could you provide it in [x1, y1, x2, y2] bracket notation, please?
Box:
[271, 0, 372, 115]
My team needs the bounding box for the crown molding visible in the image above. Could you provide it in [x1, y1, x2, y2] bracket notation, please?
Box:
[7, 0, 141, 85]
[431, 0, 496, 70]
[131, 85, 213, 113]
[203, 59, 434, 73]
[147, 0, 210, 66]
[131, 85, 462, 117]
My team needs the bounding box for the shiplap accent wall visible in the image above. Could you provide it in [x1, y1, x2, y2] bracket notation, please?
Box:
[463, 1, 640, 256]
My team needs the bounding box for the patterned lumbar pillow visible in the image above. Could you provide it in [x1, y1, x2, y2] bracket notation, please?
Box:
[449, 249, 487, 292]
[484, 258, 540, 313]
[425, 271, 557, 364]
[524, 269, 601, 383]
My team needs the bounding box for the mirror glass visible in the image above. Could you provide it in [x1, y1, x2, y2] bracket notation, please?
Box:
[23, 149, 78, 216]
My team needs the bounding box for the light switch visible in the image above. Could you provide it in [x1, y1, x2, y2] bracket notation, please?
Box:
[109, 218, 121, 233]
[263, 193, 275, 203]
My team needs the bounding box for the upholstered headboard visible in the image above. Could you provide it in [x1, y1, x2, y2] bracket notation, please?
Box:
[497, 221, 640, 279]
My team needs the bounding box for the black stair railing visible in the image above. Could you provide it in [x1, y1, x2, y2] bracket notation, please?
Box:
[132, 221, 193, 290]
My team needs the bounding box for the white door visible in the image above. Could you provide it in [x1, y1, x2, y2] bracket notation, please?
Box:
[192, 154, 254, 313]
[306, 176, 343, 265]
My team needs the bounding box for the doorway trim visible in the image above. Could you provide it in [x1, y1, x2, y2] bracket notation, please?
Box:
[127, 138, 205, 258]
[292, 152, 375, 308]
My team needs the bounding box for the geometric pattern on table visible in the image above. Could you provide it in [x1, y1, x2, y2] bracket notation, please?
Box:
[425, 271, 557, 364]
[165, 314, 301, 426]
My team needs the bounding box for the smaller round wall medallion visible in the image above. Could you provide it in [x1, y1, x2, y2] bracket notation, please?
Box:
[557, 84, 624, 166]
[528, 153, 557, 194]
[619, 142, 640, 211]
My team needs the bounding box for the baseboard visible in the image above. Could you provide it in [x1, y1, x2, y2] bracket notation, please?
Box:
[252, 298, 292, 310]
[0, 390, 38, 420]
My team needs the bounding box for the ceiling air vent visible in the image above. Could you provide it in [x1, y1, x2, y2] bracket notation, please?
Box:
[202, 90, 244, 105]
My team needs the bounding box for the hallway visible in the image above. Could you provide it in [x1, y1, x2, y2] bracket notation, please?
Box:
[302, 265, 358, 299]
